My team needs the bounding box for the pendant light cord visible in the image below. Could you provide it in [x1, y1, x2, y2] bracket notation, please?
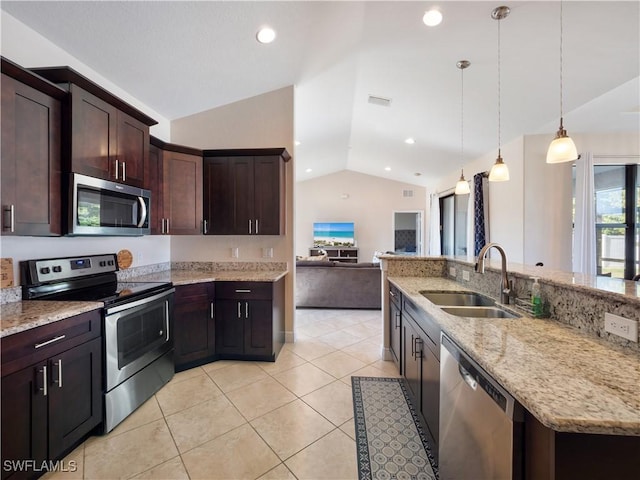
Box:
[460, 65, 464, 163]
[497, 14, 502, 154]
[559, 0, 564, 120]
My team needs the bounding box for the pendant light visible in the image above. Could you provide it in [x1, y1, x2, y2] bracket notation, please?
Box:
[455, 60, 471, 195]
[489, 6, 510, 182]
[546, 0, 578, 163]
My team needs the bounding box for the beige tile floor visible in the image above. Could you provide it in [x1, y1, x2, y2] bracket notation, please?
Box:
[45, 308, 400, 480]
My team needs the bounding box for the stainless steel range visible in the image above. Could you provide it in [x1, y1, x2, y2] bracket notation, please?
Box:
[21, 254, 175, 433]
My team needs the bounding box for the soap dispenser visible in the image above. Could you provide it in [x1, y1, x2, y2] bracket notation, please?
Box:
[530, 277, 542, 317]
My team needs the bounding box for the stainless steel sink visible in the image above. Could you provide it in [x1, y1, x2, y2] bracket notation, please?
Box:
[420, 291, 495, 307]
[441, 306, 521, 319]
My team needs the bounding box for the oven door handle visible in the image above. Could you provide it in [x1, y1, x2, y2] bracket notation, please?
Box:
[106, 288, 175, 315]
[137, 197, 148, 228]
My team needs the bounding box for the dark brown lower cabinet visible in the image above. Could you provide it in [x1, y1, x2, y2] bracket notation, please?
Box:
[1, 311, 102, 480]
[389, 285, 402, 372]
[215, 279, 285, 361]
[173, 283, 216, 371]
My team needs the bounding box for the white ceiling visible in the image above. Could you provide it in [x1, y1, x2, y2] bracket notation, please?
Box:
[2, 1, 638, 186]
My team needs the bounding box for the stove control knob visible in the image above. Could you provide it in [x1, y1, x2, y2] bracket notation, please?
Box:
[108, 260, 115, 266]
[40, 267, 51, 274]
[52, 266, 62, 273]
[99, 261, 106, 267]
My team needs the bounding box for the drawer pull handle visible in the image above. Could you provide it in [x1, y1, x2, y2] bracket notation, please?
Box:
[235, 289, 251, 293]
[40, 365, 48, 396]
[53, 359, 63, 388]
[34, 335, 66, 349]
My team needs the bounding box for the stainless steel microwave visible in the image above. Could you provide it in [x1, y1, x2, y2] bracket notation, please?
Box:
[67, 173, 151, 236]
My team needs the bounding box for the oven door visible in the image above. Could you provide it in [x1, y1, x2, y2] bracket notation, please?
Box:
[104, 288, 174, 392]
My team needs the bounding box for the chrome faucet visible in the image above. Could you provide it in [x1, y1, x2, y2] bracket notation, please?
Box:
[475, 242, 512, 304]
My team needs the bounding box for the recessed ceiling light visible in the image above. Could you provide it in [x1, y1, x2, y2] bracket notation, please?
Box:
[405, 138, 416, 145]
[423, 9, 443, 27]
[384, 167, 392, 171]
[256, 27, 276, 44]
[305, 168, 313, 173]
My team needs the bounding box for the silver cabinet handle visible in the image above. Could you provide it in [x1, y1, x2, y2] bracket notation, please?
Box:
[415, 338, 423, 359]
[53, 359, 63, 388]
[40, 365, 48, 396]
[166, 218, 170, 234]
[248, 219, 252, 234]
[245, 301, 249, 318]
[115, 159, 119, 180]
[395, 312, 401, 328]
[122, 161, 126, 182]
[210, 302, 214, 320]
[237, 302, 241, 319]
[255, 219, 259, 234]
[34, 334, 66, 349]
[203, 219, 208, 234]
[3, 205, 15, 232]
[235, 289, 251, 293]
[161, 218, 165, 234]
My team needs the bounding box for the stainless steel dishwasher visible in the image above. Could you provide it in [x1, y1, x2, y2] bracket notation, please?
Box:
[439, 334, 523, 480]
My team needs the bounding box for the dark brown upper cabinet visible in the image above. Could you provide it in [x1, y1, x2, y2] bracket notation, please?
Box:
[203, 148, 290, 236]
[1, 57, 65, 236]
[146, 137, 203, 235]
[30, 66, 157, 188]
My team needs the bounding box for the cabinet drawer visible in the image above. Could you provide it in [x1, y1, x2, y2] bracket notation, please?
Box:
[389, 283, 402, 308]
[1, 309, 102, 377]
[175, 282, 214, 302]
[215, 282, 273, 300]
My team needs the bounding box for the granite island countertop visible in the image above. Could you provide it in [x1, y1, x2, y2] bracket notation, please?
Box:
[388, 276, 640, 436]
[0, 301, 103, 338]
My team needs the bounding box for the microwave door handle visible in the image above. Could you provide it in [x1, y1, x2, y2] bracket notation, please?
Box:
[137, 197, 147, 228]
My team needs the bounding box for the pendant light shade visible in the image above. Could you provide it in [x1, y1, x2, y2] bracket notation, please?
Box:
[546, 1, 578, 163]
[489, 151, 510, 181]
[489, 6, 510, 183]
[455, 60, 471, 195]
[455, 169, 471, 195]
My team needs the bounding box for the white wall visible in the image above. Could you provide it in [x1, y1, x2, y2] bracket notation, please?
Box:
[0, 11, 173, 282]
[296, 170, 427, 262]
[170, 86, 296, 337]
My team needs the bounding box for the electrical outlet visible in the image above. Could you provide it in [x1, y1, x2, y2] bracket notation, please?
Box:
[462, 270, 470, 281]
[449, 267, 456, 277]
[262, 247, 273, 258]
[231, 247, 239, 258]
[604, 313, 638, 342]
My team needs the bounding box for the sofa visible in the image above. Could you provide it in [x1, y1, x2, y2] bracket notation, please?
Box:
[295, 260, 382, 309]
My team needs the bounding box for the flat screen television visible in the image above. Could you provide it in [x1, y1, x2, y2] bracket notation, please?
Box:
[313, 222, 355, 247]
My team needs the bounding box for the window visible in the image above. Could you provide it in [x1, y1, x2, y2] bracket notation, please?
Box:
[593, 164, 639, 279]
[440, 194, 468, 256]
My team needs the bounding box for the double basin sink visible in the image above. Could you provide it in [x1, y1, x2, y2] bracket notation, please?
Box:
[420, 291, 520, 319]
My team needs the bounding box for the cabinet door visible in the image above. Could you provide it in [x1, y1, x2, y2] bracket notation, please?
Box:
[203, 157, 234, 235]
[48, 337, 102, 460]
[116, 112, 147, 187]
[70, 85, 117, 180]
[174, 284, 215, 367]
[163, 151, 203, 235]
[145, 144, 165, 234]
[1, 364, 48, 480]
[402, 318, 421, 403]
[420, 344, 440, 457]
[232, 157, 254, 234]
[215, 300, 245, 355]
[1, 74, 61, 236]
[244, 300, 272, 357]
[389, 300, 401, 370]
[253, 155, 283, 235]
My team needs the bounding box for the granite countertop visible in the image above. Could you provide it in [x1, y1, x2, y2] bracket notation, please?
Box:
[0, 301, 103, 338]
[388, 276, 640, 436]
[128, 269, 288, 285]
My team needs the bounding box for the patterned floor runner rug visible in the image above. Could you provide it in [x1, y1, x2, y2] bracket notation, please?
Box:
[352, 376, 438, 480]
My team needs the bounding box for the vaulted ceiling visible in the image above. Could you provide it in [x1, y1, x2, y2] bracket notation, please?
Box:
[2, 1, 638, 186]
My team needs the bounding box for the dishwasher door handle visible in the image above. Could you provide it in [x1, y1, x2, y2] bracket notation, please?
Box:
[459, 364, 478, 390]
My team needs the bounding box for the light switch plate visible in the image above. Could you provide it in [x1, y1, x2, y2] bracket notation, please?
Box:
[604, 313, 638, 342]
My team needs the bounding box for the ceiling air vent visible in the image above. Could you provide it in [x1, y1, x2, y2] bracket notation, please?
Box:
[403, 189, 414, 198]
[368, 95, 392, 107]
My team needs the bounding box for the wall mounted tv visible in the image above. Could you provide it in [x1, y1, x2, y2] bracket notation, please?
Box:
[313, 222, 355, 247]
